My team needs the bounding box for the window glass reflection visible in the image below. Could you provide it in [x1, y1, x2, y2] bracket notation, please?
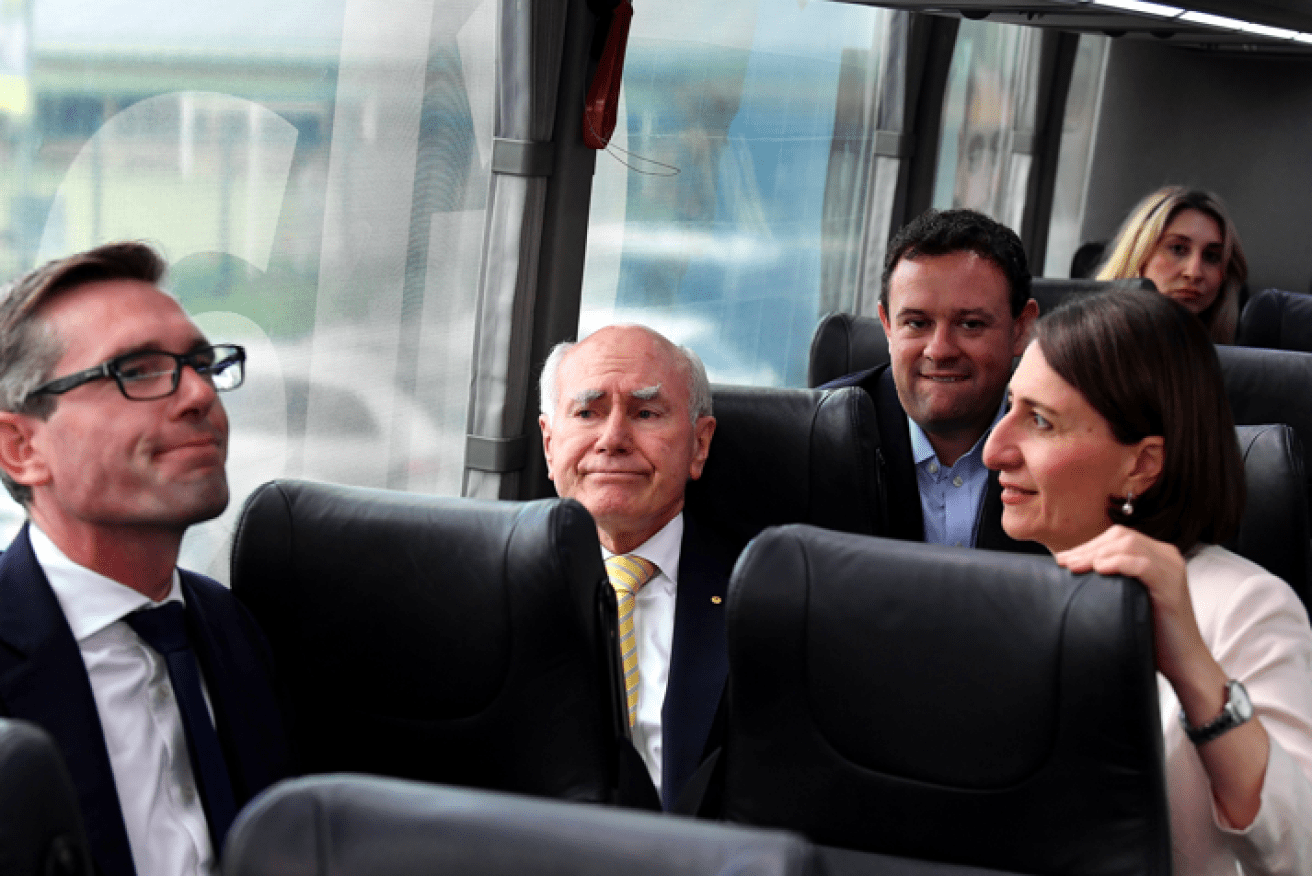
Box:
[580, 0, 886, 388]
[0, 0, 493, 580]
[932, 19, 1039, 224]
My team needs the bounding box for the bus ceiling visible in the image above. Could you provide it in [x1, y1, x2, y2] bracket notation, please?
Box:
[837, 1, 1312, 55]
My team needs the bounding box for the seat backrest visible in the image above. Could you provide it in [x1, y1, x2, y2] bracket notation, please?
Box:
[1218, 346, 1312, 549]
[807, 313, 889, 388]
[1230, 424, 1310, 605]
[1029, 276, 1154, 316]
[1237, 288, 1312, 353]
[0, 718, 93, 876]
[684, 386, 882, 552]
[224, 774, 822, 876]
[231, 483, 622, 803]
[717, 526, 1170, 876]
[805, 279, 1154, 388]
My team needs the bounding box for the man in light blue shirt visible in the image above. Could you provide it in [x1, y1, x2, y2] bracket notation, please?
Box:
[826, 209, 1045, 553]
[910, 398, 1004, 547]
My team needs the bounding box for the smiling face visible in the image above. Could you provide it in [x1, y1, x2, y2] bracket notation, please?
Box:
[539, 326, 715, 554]
[982, 342, 1160, 553]
[1141, 208, 1225, 316]
[10, 279, 230, 540]
[879, 250, 1036, 465]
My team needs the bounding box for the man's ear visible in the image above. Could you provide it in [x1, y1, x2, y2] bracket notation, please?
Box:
[538, 413, 554, 481]
[1126, 434, 1165, 497]
[0, 412, 49, 490]
[687, 415, 716, 480]
[1012, 298, 1040, 355]
[877, 302, 892, 339]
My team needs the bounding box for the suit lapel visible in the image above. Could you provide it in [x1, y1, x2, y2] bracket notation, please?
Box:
[661, 514, 732, 810]
[871, 367, 925, 542]
[0, 526, 136, 876]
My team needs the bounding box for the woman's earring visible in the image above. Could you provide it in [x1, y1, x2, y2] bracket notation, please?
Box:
[1122, 491, 1135, 517]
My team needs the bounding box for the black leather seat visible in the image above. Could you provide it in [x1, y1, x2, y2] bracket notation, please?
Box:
[710, 527, 1170, 876]
[1230, 424, 1309, 603]
[1237, 288, 1312, 353]
[1218, 346, 1312, 596]
[687, 385, 882, 552]
[224, 774, 823, 876]
[1028, 276, 1154, 317]
[808, 313, 890, 388]
[0, 718, 93, 876]
[806, 279, 1153, 387]
[231, 484, 625, 803]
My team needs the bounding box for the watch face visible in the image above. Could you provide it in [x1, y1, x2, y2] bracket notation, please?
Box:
[1230, 680, 1254, 722]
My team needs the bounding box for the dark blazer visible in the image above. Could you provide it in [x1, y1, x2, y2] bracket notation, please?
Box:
[0, 524, 290, 876]
[825, 364, 1046, 555]
[659, 511, 735, 810]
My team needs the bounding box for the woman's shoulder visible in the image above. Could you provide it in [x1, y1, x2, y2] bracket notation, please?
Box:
[1186, 544, 1312, 648]
[1187, 544, 1280, 581]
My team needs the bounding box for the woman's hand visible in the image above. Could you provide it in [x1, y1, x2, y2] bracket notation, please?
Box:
[1055, 525, 1212, 689]
[1056, 526, 1269, 829]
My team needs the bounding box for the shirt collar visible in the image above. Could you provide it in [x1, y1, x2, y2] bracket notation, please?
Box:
[30, 524, 185, 643]
[600, 512, 683, 586]
[907, 397, 1007, 469]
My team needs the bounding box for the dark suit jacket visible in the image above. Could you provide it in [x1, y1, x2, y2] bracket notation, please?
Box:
[659, 511, 735, 810]
[825, 364, 1047, 555]
[0, 524, 290, 876]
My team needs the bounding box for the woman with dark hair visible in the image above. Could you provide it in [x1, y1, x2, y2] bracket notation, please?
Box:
[1096, 186, 1247, 344]
[983, 290, 1312, 874]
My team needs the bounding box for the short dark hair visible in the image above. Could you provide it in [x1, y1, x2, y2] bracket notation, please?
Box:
[1035, 289, 1244, 553]
[881, 208, 1031, 317]
[0, 241, 167, 504]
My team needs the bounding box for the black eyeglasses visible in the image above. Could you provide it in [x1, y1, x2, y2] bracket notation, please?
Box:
[26, 344, 246, 402]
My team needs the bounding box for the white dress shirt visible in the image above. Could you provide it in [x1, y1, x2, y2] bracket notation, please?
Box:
[602, 513, 683, 793]
[32, 525, 216, 876]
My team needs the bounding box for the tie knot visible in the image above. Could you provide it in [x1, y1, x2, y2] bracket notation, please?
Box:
[605, 554, 658, 595]
[124, 602, 191, 655]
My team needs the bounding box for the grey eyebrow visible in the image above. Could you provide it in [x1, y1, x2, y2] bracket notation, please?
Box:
[631, 385, 661, 401]
[569, 389, 604, 406]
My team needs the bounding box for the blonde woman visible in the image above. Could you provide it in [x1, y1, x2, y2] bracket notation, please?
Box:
[1097, 186, 1248, 344]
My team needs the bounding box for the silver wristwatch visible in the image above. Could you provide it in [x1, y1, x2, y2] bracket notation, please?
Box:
[1179, 679, 1253, 746]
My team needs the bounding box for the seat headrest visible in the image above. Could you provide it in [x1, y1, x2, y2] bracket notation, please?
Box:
[1218, 346, 1312, 521]
[1230, 424, 1310, 605]
[1237, 288, 1312, 353]
[808, 313, 888, 387]
[0, 718, 93, 876]
[1029, 277, 1154, 316]
[684, 386, 880, 551]
[721, 526, 1169, 875]
[231, 482, 618, 800]
[225, 775, 822, 876]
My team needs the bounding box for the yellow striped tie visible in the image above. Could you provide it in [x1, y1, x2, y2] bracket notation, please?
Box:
[605, 554, 659, 730]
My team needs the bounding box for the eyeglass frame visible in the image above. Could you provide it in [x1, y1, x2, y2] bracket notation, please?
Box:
[24, 344, 247, 404]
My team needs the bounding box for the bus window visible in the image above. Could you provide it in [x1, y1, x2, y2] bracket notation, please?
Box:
[931, 18, 1041, 230]
[579, 0, 893, 388]
[0, 0, 496, 580]
[1043, 34, 1110, 279]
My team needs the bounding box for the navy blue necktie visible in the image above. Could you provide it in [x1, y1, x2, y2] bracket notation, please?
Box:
[125, 602, 237, 855]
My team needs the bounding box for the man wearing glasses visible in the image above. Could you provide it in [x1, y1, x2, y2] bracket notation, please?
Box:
[0, 242, 288, 876]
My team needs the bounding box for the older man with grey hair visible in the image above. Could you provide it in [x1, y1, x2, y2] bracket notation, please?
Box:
[0, 241, 288, 876]
[539, 323, 727, 810]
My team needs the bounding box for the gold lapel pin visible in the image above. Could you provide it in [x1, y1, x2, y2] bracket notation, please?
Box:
[711, 596, 722, 604]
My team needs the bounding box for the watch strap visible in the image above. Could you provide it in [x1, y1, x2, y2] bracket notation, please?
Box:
[1180, 679, 1252, 746]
